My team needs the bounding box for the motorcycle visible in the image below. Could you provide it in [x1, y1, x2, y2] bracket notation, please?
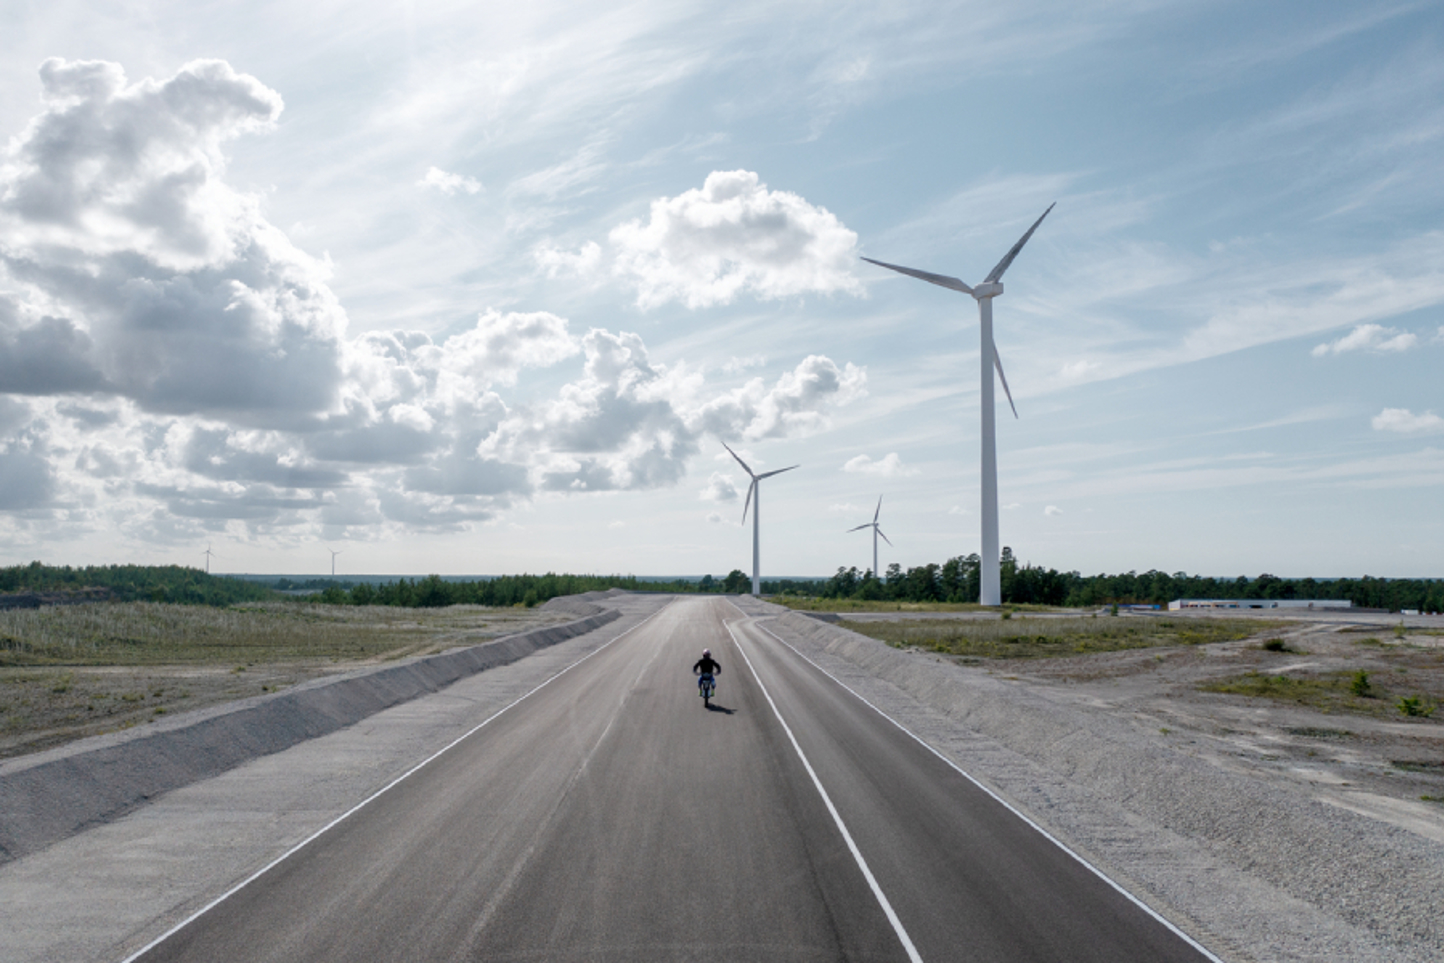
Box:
[696, 672, 716, 707]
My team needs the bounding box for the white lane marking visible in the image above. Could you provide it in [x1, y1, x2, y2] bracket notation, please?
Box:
[118, 601, 673, 963]
[725, 619, 925, 963]
[746, 615, 1226, 963]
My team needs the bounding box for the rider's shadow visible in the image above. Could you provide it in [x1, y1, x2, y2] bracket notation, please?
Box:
[705, 702, 735, 715]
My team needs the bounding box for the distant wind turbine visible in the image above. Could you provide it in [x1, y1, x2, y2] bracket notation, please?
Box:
[847, 495, 893, 580]
[202, 544, 216, 574]
[329, 549, 342, 577]
[723, 442, 799, 596]
[863, 203, 1054, 606]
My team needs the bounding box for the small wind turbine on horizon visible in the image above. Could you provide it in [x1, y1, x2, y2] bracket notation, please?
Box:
[862, 202, 1055, 607]
[329, 549, 341, 577]
[202, 544, 216, 574]
[724, 442, 799, 596]
[847, 495, 892, 580]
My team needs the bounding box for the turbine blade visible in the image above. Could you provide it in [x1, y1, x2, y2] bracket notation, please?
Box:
[993, 340, 1019, 419]
[861, 257, 974, 295]
[874, 494, 882, 523]
[722, 441, 755, 477]
[878, 528, 894, 547]
[847, 523, 871, 532]
[983, 202, 1055, 283]
[756, 464, 799, 480]
[741, 479, 755, 524]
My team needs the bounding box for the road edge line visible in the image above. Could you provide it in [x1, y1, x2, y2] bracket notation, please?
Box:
[750, 616, 1226, 963]
[117, 599, 673, 963]
[725, 618, 925, 963]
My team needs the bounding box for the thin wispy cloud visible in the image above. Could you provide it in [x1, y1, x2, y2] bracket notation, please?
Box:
[842, 452, 918, 477]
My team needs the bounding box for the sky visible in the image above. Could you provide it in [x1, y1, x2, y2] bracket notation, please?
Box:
[1, 0, 1441, 580]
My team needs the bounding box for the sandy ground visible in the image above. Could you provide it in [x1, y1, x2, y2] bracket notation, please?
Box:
[0, 606, 573, 760]
[933, 611, 1444, 838]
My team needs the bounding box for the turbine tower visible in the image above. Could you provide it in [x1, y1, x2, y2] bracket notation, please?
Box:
[863, 203, 1054, 606]
[329, 549, 342, 577]
[202, 544, 215, 574]
[847, 495, 893, 580]
[724, 442, 799, 596]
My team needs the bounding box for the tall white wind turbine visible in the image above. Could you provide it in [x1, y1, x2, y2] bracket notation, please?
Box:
[862, 203, 1054, 606]
[847, 495, 893, 580]
[329, 549, 342, 577]
[724, 443, 799, 596]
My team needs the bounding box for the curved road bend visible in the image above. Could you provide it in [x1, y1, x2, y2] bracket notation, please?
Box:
[131, 596, 1216, 963]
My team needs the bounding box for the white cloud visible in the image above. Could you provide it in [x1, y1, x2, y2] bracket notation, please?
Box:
[1371, 408, 1444, 433]
[700, 472, 739, 502]
[1311, 323, 1418, 356]
[417, 166, 482, 195]
[610, 170, 864, 309]
[1059, 359, 1101, 381]
[0, 58, 343, 424]
[842, 452, 918, 477]
[1003, 502, 1021, 510]
[695, 354, 865, 441]
[947, 505, 971, 515]
[534, 240, 602, 279]
[1435, 326, 1444, 345]
[829, 502, 863, 513]
[706, 511, 723, 524]
[1044, 505, 1063, 516]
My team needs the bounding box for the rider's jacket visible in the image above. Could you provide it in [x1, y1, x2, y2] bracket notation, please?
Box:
[692, 656, 721, 676]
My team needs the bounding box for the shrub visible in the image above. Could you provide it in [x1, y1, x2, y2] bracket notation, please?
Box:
[1350, 670, 1372, 698]
[1397, 696, 1434, 718]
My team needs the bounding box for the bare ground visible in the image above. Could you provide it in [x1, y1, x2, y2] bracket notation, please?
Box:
[0, 604, 572, 760]
[891, 610, 1444, 838]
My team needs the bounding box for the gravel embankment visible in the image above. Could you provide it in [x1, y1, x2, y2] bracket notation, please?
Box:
[735, 597, 1443, 963]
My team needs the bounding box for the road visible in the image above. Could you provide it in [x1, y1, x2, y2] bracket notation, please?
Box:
[129, 596, 1216, 962]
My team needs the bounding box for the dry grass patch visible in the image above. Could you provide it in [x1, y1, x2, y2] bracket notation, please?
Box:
[845, 615, 1276, 660]
[0, 602, 570, 759]
[1201, 664, 1444, 721]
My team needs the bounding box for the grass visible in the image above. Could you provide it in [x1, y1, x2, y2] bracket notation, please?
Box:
[0, 601, 558, 667]
[0, 601, 570, 759]
[1201, 669, 1444, 720]
[841, 616, 1278, 660]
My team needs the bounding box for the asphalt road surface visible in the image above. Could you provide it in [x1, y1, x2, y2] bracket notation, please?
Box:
[130, 597, 1217, 962]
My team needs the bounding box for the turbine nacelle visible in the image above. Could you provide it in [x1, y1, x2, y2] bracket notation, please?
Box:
[971, 282, 1003, 300]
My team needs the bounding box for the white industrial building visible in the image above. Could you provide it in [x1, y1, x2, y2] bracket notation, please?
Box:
[1168, 599, 1352, 611]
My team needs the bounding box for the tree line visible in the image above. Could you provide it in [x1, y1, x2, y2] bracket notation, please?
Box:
[0, 561, 275, 605]
[5, 559, 1442, 613]
[802, 550, 1444, 612]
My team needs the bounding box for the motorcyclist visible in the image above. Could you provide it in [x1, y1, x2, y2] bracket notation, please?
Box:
[693, 648, 721, 700]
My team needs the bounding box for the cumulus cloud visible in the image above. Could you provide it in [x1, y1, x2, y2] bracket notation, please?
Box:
[701, 471, 740, 502]
[610, 170, 864, 309]
[706, 511, 723, 524]
[0, 62, 869, 543]
[534, 241, 602, 279]
[0, 58, 344, 423]
[696, 355, 865, 441]
[1044, 505, 1063, 516]
[1371, 408, 1444, 433]
[947, 505, 971, 515]
[1311, 323, 1418, 356]
[842, 452, 918, 477]
[417, 166, 482, 195]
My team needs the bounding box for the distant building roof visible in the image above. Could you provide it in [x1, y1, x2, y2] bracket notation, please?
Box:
[1168, 599, 1352, 610]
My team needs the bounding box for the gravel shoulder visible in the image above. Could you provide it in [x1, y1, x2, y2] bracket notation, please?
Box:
[736, 597, 1444, 963]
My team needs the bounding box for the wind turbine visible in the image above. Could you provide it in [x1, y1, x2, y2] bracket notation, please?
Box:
[202, 544, 215, 574]
[329, 549, 342, 577]
[847, 495, 893, 580]
[862, 203, 1054, 606]
[723, 442, 799, 596]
